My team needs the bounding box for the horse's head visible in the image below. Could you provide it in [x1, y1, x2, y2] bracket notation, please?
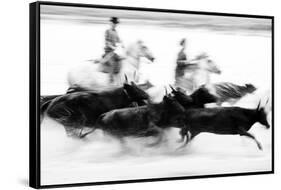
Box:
[206, 59, 221, 74]
[194, 53, 221, 74]
[127, 40, 155, 62]
[137, 80, 154, 91]
[245, 83, 257, 93]
[123, 75, 150, 104]
[169, 85, 193, 108]
[139, 44, 155, 62]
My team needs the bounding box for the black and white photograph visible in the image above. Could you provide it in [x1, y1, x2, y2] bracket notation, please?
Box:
[31, 1, 273, 188]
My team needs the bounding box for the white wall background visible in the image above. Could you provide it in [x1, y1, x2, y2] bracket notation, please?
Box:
[0, 0, 279, 189]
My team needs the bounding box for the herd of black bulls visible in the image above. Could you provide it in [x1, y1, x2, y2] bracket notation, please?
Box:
[40, 77, 270, 150]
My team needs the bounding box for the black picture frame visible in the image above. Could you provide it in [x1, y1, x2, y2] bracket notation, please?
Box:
[29, 1, 274, 189]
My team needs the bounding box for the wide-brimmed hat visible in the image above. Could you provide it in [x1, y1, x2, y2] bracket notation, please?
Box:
[110, 17, 120, 24]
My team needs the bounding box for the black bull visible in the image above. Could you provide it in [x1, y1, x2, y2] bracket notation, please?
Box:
[178, 105, 270, 150]
[43, 82, 150, 137]
[169, 85, 270, 150]
[40, 81, 154, 115]
[169, 85, 217, 108]
[42, 79, 270, 151]
[85, 95, 186, 145]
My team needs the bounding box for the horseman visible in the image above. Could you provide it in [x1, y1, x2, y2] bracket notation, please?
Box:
[100, 17, 124, 82]
[175, 38, 189, 79]
[175, 38, 192, 90]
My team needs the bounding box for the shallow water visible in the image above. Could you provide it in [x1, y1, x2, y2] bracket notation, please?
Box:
[41, 117, 271, 185]
[40, 7, 272, 185]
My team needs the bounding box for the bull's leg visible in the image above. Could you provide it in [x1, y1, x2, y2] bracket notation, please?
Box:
[176, 125, 190, 150]
[177, 124, 191, 143]
[239, 128, 263, 150]
[40, 113, 44, 124]
[64, 126, 79, 138]
[79, 128, 84, 137]
[112, 137, 133, 156]
[78, 114, 90, 138]
[216, 101, 222, 106]
[177, 129, 198, 150]
[183, 131, 191, 146]
[189, 131, 198, 141]
[151, 130, 164, 146]
[177, 131, 190, 150]
[130, 102, 139, 107]
[80, 128, 96, 138]
[177, 127, 188, 143]
[145, 123, 164, 147]
[109, 73, 114, 83]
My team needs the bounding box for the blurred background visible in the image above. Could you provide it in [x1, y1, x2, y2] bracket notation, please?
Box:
[40, 5, 271, 94]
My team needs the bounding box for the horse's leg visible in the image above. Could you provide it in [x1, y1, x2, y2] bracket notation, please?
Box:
[100, 52, 115, 65]
[177, 133, 185, 143]
[238, 127, 263, 150]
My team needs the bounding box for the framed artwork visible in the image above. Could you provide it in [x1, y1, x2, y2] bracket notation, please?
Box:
[30, 1, 274, 188]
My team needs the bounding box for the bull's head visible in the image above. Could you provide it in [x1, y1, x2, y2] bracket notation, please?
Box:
[162, 89, 185, 126]
[169, 85, 193, 108]
[123, 75, 150, 105]
[190, 86, 217, 105]
[256, 100, 270, 129]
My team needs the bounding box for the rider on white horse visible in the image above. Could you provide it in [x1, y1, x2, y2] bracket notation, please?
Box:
[99, 17, 125, 82]
[175, 38, 189, 81]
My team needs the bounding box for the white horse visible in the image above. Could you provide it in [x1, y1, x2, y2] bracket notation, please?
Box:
[146, 53, 221, 103]
[67, 41, 154, 91]
[175, 53, 221, 93]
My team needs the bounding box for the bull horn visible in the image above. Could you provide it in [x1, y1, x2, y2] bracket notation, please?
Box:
[169, 85, 176, 92]
[124, 74, 128, 83]
[133, 70, 137, 81]
[164, 87, 168, 96]
[266, 97, 269, 105]
[256, 100, 261, 111]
